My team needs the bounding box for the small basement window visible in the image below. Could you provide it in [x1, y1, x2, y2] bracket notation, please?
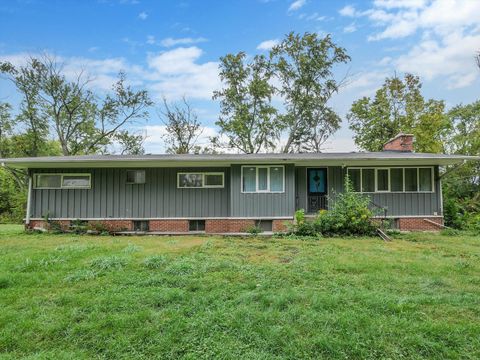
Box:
[127, 170, 146, 184]
[133, 220, 149, 232]
[189, 220, 205, 232]
[255, 220, 273, 232]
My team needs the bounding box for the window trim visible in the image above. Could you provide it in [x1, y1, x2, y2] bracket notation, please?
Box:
[33, 173, 92, 189]
[126, 170, 146, 184]
[241, 165, 285, 193]
[177, 172, 225, 189]
[347, 167, 434, 193]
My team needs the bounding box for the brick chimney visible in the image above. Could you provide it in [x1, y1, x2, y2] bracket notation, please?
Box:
[383, 133, 414, 152]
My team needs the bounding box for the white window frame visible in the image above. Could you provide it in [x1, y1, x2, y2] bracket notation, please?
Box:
[33, 173, 92, 189]
[346, 167, 434, 193]
[375, 168, 390, 192]
[177, 172, 225, 189]
[241, 165, 285, 193]
[126, 170, 146, 184]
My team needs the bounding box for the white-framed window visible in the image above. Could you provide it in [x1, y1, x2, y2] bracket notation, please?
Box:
[177, 172, 224, 188]
[347, 167, 434, 193]
[126, 170, 146, 184]
[34, 173, 91, 189]
[241, 165, 285, 193]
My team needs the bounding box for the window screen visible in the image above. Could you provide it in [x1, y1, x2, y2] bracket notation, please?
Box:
[62, 175, 90, 188]
[405, 168, 418, 191]
[419, 168, 433, 191]
[242, 167, 256, 192]
[189, 220, 205, 231]
[348, 169, 361, 192]
[270, 166, 284, 192]
[35, 174, 61, 188]
[377, 169, 389, 191]
[205, 174, 223, 187]
[258, 168, 268, 191]
[362, 169, 375, 192]
[390, 168, 404, 191]
[178, 173, 203, 188]
[126, 170, 145, 184]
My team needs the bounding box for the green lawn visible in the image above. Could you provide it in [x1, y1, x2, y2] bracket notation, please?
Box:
[0, 225, 479, 359]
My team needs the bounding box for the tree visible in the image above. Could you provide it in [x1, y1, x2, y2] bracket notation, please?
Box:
[114, 130, 146, 155]
[270, 32, 350, 153]
[347, 74, 449, 153]
[0, 102, 13, 158]
[158, 97, 203, 154]
[213, 53, 279, 153]
[0, 56, 152, 156]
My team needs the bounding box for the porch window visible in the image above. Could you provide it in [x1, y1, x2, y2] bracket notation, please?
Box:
[376, 169, 389, 192]
[177, 172, 224, 188]
[362, 169, 375, 192]
[390, 168, 404, 191]
[404, 168, 418, 191]
[241, 165, 284, 193]
[347, 168, 361, 192]
[34, 173, 91, 189]
[419, 168, 433, 192]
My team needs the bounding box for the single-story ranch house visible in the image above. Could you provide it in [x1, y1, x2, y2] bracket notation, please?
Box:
[1, 134, 478, 233]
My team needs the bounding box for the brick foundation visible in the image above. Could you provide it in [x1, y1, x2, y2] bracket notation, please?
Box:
[92, 220, 133, 232]
[27, 220, 71, 231]
[149, 220, 189, 232]
[397, 217, 443, 231]
[272, 219, 291, 232]
[205, 219, 255, 233]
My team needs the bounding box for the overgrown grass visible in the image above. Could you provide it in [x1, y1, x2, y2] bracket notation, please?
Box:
[0, 225, 479, 359]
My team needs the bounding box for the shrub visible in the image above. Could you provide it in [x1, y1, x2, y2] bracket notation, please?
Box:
[246, 225, 262, 235]
[290, 176, 377, 237]
[443, 198, 466, 229]
[467, 213, 480, 235]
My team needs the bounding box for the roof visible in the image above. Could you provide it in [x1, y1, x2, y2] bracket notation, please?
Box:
[1, 152, 479, 169]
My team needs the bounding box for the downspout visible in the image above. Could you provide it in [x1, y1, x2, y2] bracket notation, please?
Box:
[25, 171, 33, 226]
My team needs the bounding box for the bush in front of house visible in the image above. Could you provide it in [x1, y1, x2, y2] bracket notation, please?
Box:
[290, 177, 377, 237]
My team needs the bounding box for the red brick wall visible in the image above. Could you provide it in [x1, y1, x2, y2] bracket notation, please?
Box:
[383, 134, 414, 152]
[149, 220, 189, 232]
[272, 220, 291, 233]
[205, 219, 255, 233]
[94, 220, 132, 232]
[27, 220, 70, 231]
[398, 217, 443, 231]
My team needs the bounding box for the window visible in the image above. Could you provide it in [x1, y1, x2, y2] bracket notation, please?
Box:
[376, 169, 389, 192]
[177, 172, 224, 188]
[34, 174, 91, 189]
[347, 168, 361, 192]
[241, 166, 285, 193]
[346, 167, 434, 193]
[255, 220, 273, 232]
[133, 220, 149, 232]
[362, 169, 375, 192]
[390, 168, 404, 192]
[405, 168, 418, 191]
[419, 168, 433, 192]
[189, 220, 205, 232]
[127, 170, 145, 184]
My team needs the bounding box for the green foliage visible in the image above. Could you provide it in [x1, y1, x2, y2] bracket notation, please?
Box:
[143, 255, 168, 269]
[291, 177, 377, 237]
[90, 256, 128, 271]
[0, 168, 27, 223]
[271, 32, 350, 153]
[246, 225, 263, 235]
[213, 52, 279, 153]
[347, 73, 449, 153]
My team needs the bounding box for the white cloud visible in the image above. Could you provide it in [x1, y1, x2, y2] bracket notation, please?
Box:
[343, 23, 357, 33]
[288, 0, 306, 12]
[146, 35, 156, 45]
[138, 11, 148, 20]
[344, 0, 480, 88]
[159, 37, 207, 47]
[256, 39, 279, 51]
[146, 46, 220, 100]
[339, 5, 357, 17]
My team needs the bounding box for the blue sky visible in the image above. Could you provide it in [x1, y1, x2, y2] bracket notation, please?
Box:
[1, 0, 479, 153]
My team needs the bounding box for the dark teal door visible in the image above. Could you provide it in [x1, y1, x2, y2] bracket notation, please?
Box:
[307, 168, 327, 213]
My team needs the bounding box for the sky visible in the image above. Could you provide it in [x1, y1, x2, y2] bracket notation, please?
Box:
[0, 0, 479, 153]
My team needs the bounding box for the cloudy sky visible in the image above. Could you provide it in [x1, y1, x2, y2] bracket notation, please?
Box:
[0, 0, 479, 153]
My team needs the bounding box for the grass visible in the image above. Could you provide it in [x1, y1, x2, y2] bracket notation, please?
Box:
[0, 225, 479, 359]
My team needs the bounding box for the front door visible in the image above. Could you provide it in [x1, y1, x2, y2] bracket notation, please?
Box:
[307, 168, 327, 213]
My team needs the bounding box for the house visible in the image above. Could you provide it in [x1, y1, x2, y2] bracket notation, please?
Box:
[1, 134, 478, 233]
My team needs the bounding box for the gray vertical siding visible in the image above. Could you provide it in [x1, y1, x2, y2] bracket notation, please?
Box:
[295, 165, 442, 217]
[230, 164, 295, 217]
[30, 167, 230, 218]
